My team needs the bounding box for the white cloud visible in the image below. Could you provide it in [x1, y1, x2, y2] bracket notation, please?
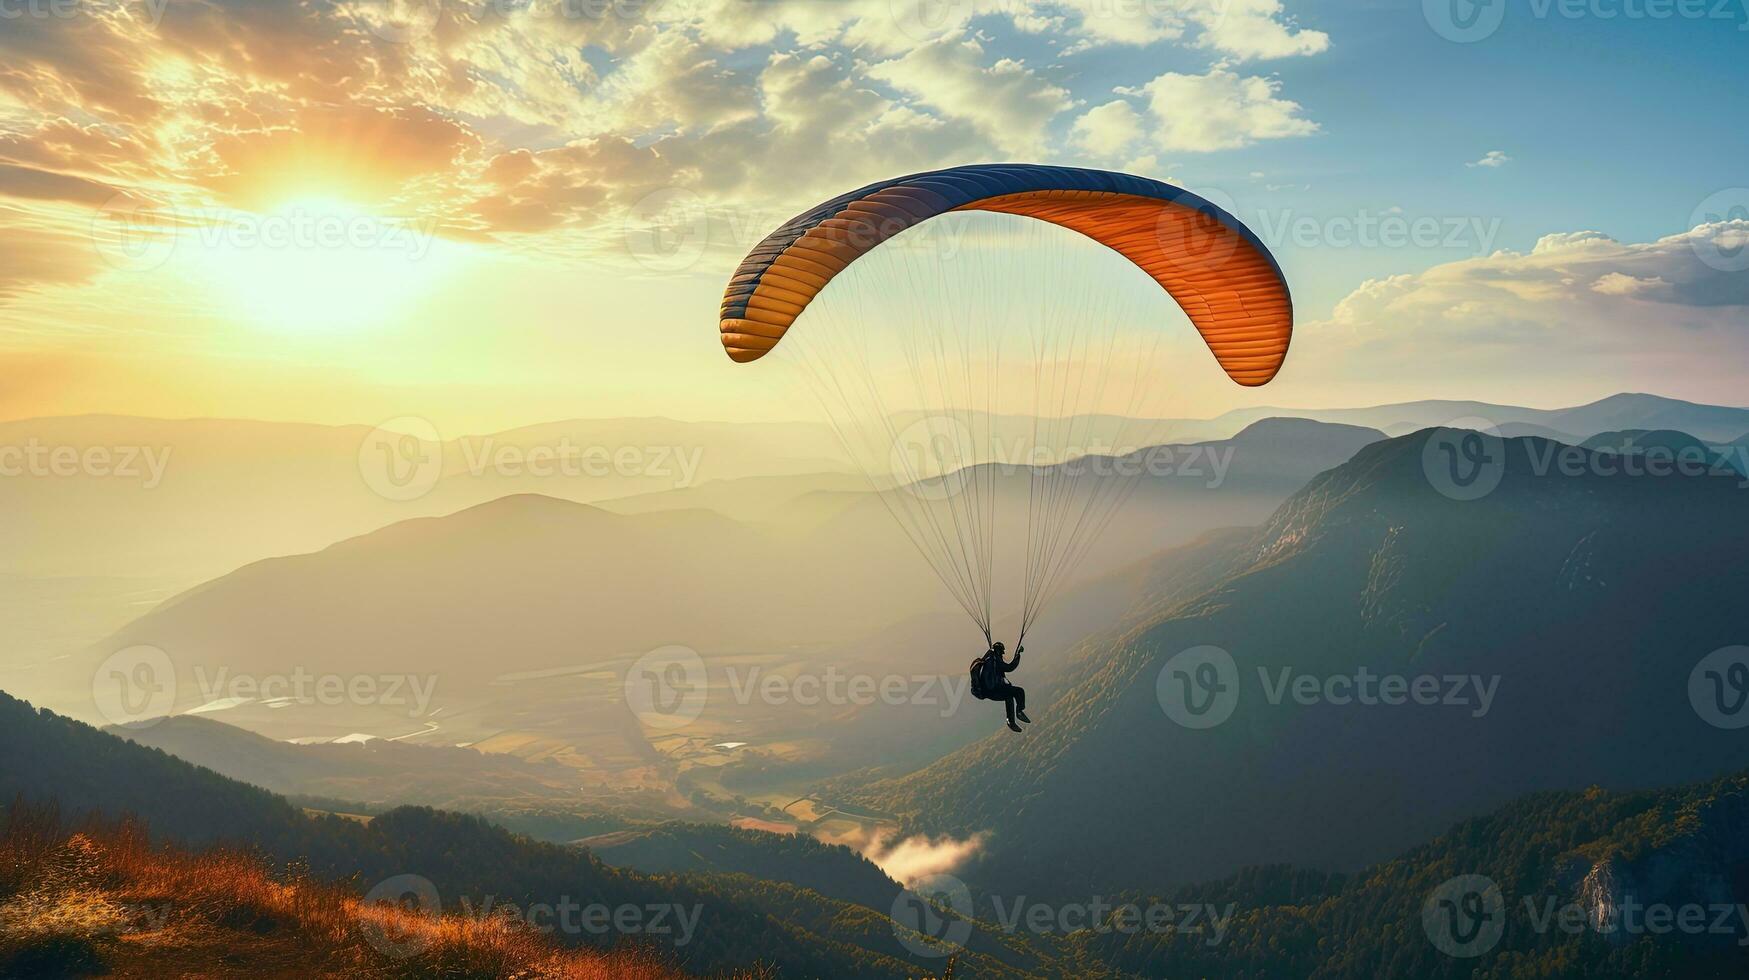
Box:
[1468, 150, 1511, 168]
[1054, 0, 1191, 52]
[1590, 271, 1667, 296]
[1072, 99, 1145, 158]
[857, 828, 988, 885]
[0, 0, 1334, 287]
[1134, 64, 1318, 152]
[1194, 0, 1331, 60]
[1306, 221, 1749, 390]
[867, 35, 1074, 156]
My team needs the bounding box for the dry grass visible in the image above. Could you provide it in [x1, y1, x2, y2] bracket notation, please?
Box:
[0, 800, 730, 979]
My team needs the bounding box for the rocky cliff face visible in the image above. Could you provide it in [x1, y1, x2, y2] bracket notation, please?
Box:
[1573, 788, 1749, 947]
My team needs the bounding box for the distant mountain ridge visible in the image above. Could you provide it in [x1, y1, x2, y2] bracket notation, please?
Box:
[77, 417, 1388, 742]
[1580, 428, 1746, 476]
[848, 427, 1749, 898]
[1208, 392, 1749, 443]
[95, 493, 946, 714]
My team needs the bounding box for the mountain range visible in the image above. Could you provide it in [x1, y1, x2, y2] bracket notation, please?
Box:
[11, 684, 1749, 977]
[846, 427, 1749, 899]
[0, 690, 1043, 978]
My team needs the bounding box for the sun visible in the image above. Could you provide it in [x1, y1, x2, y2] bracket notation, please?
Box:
[193, 194, 462, 335]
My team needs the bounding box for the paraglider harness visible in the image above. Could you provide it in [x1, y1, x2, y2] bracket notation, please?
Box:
[969, 643, 1016, 701]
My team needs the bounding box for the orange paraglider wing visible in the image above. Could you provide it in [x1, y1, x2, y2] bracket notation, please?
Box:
[719, 164, 1291, 386]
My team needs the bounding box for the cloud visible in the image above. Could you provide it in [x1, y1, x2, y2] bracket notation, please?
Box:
[1590, 271, 1668, 296]
[1195, 0, 1331, 60]
[858, 829, 988, 886]
[1071, 99, 1146, 158]
[1128, 64, 1319, 153]
[1468, 150, 1511, 168]
[867, 35, 1074, 156]
[0, 164, 125, 207]
[0, 218, 107, 300]
[1305, 221, 1749, 391]
[0, 0, 1330, 300]
[684, 0, 1325, 61]
[202, 104, 479, 210]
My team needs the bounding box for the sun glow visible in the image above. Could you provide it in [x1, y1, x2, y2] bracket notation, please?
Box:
[191, 195, 462, 334]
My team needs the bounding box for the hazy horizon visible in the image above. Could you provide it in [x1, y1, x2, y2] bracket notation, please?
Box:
[7, 387, 1748, 433]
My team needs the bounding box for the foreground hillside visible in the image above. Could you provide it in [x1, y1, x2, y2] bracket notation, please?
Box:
[1059, 768, 1749, 978]
[11, 685, 1749, 976]
[850, 428, 1749, 897]
[0, 804, 691, 980]
[0, 691, 1055, 978]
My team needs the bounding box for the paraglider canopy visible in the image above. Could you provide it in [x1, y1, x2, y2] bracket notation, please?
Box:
[719, 164, 1292, 644]
[719, 164, 1291, 385]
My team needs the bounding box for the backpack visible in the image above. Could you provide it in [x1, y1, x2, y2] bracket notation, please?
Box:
[969, 655, 999, 700]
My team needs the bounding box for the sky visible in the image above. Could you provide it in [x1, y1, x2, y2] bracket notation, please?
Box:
[1, 0, 1745, 432]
